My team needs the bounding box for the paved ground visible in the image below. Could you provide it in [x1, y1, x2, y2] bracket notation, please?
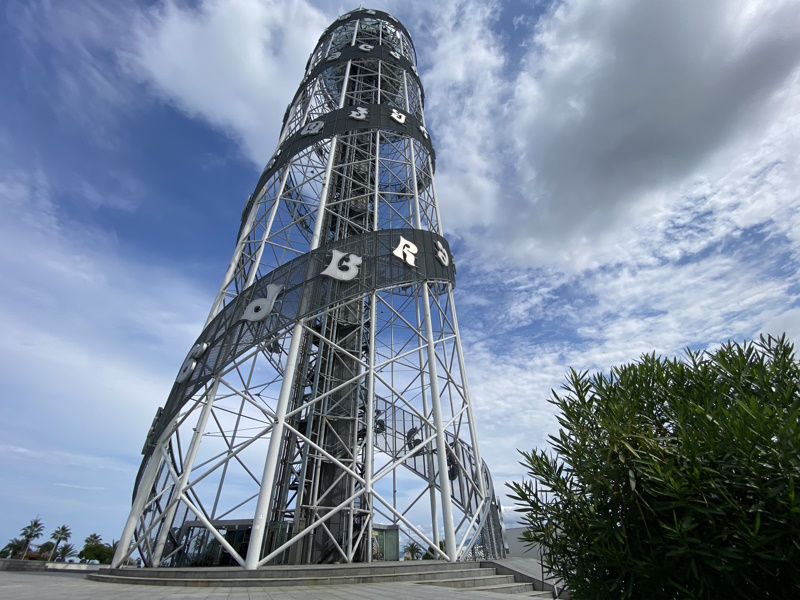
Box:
[0, 571, 522, 600]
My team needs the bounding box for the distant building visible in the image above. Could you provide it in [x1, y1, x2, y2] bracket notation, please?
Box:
[504, 526, 543, 559]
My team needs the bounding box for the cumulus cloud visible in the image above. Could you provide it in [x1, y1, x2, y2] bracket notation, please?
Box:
[460, 230, 798, 502]
[130, 0, 330, 164]
[504, 0, 800, 263]
[0, 169, 211, 456]
[446, 5, 800, 495]
[0, 167, 206, 542]
[407, 0, 509, 233]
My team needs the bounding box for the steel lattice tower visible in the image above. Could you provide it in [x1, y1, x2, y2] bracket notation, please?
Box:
[113, 8, 505, 569]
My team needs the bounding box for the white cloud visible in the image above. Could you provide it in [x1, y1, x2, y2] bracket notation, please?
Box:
[408, 0, 509, 233]
[443, 2, 800, 506]
[0, 170, 209, 429]
[503, 0, 800, 265]
[0, 169, 211, 542]
[54, 483, 106, 491]
[130, 0, 330, 165]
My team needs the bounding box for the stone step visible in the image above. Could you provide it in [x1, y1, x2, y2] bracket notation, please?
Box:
[420, 574, 517, 589]
[99, 559, 481, 580]
[89, 559, 558, 596]
[464, 582, 538, 595]
[87, 566, 498, 588]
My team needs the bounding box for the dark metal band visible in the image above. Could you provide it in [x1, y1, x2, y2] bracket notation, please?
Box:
[143, 228, 455, 457]
[289, 42, 424, 124]
[247, 103, 434, 224]
[310, 9, 416, 66]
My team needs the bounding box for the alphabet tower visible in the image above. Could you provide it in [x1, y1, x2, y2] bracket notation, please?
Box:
[114, 8, 505, 569]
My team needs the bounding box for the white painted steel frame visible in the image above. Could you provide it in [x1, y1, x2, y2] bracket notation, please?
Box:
[113, 9, 503, 570]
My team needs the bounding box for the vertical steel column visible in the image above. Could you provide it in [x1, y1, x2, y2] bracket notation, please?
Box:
[243, 318, 304, 569]
[421, 285, 458, 561]
[363, 290, 377, 561]
[245, 59, 353, 569]
[410, 97, 457, 558]
[410, 162, 441, 550]
[152, 379, 220, 565]
[112, 451, 162, 568]
[448, 290, 487, 497]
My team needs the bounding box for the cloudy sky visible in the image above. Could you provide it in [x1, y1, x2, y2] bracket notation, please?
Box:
[1, 0, 799, 550]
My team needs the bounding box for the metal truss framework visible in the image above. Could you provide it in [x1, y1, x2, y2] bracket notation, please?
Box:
[113, 8, 505, 570]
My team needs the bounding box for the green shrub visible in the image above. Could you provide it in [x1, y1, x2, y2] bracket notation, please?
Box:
[508, 335, 800, 599]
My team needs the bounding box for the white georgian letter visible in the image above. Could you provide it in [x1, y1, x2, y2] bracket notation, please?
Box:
[349, 107, 368, 121]
[393, 236, 418, 267]
[321, 249, 363, 281]
[176, 342, 209, 384]
[390, 109, 406, 125]
[242, 284, 284, 322]
[435, 240, 449, 266]
[265, 149, 281, 171]
[300, 120, 324, 136]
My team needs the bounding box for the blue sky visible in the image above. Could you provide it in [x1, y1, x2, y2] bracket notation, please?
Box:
[2, 0, 799, 550]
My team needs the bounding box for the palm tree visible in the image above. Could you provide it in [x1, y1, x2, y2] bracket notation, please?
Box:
[403, 540, 423, 560]
[1, 538, 25, 559]
[80, 533, 104, 563]
[20, 518, 45, 559]
[56, 543, 77, 562]
[47, 525, 71, 562]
